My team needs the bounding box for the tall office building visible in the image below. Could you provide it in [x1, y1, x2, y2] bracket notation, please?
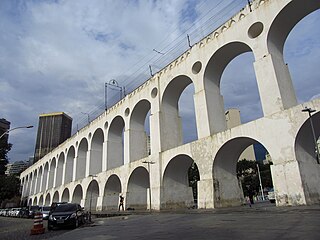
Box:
[225, 109, 256, 161]
[34, 112, 72, 163]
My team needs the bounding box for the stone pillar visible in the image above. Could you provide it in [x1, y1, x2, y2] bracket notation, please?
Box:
[197, 179, 215, 209]
[123, 128, 130, 165]
[72, 156, 77, 182]
[254, 53, 297, 116]
[102, 141, 108, 172]
[96, 195, 104, 211]
[149, 112, 161, 154]
[159, 111, 183, 151]
[85, 150, 90, 177]
[194, 89, 227, 138]
[271, 161, 307, 206]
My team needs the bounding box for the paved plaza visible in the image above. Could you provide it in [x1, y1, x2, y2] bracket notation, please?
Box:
[46, 203, 320, 240]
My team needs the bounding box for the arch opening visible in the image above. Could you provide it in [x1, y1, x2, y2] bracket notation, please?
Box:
[103, 174, 122, 210]
[294, 111, 320, 204]
[33, 197, 37, 206]
[107, 116, 125, 170]
[52, 191, 59, 203]
[72, 185, 83, 204]
[130, 100, 151, 162]
[162, 154, 199, 209]
[38, 195, 44, 206]
[65, 146, 75, 183]
[48, 158, 56, 189]
[45, 193, 51, 206]
[76, 139, 88, 180]
[204, 42, 261, 134]
[61, 188, 70, 202]
[126, 167, 149, 210]
[90, 129, 104, 175]
[36, 167, 42, 193]
[85, 180, 99, 212]
[161, 75, 198, 151]
[213, 137, 273, 208]
[42, 163, 49, 192]
[283, 10, 320, 103]
[56, 153, 64, 187]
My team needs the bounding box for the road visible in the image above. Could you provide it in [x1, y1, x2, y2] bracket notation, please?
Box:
[1, 203, 320, 240]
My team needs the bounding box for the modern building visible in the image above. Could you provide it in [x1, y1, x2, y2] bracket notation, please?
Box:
[225, 109, 256, 161]
[5, 160, 30, 176]
[34, 112, 72, 163]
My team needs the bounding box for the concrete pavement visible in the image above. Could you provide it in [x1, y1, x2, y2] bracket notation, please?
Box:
[46, 202, 320, 240]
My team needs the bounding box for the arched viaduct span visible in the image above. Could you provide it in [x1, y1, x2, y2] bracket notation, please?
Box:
[20, 0, 320, 210]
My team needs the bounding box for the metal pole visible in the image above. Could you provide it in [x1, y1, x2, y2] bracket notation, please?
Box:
[89, 188, 92, 222]
[142, 161, 155, 211]
[0, 125, 33, 139]
[256, 163, 265, 201]
[302, 107, 319, 164]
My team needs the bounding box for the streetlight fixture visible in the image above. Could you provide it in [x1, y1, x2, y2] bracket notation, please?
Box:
[0, 125, 33, 139]
[256, 163, 265, 201]
[302, 107, 319, 164]
[142, 160, 155, 211]
[88, 174, 97, 222]
[105, 79, 124, 110]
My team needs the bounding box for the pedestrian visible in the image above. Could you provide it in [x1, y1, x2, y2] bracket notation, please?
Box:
[119, 195, 124, 211]
[248, 187, 254, 206]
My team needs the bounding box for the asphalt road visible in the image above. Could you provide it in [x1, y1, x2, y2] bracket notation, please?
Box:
[1, 203, 320, 240]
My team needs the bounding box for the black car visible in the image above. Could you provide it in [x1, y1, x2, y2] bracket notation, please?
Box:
[48, 203, 85, 230]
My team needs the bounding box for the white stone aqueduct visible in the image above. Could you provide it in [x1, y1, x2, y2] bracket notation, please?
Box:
[21, 0, 320, 211]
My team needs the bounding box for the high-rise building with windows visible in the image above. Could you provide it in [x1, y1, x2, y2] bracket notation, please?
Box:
[34, 112, 72, 163]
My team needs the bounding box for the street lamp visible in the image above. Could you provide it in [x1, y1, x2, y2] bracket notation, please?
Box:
[88, 174, 97, 222]
[302, 107, 319, 164]
[105, 79, 123, 110]
[0, 125, 33, 139]
[142, 160, 155, 211]
[256, 163, 265, 201]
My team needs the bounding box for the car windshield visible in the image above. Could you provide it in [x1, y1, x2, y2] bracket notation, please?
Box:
[42, 207, 51, 211]
[53, 204, 77, 212]
[30, 206, 39, 210]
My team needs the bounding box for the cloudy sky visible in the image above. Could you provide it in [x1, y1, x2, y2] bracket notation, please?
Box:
[1, 0, 319, 163]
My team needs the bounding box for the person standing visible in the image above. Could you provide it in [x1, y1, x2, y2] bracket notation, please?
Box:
[119, 195, 124, 211]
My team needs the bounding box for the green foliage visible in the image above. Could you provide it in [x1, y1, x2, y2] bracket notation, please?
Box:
[0, 175, 21, 207]
[237, 159, 273, 197]
[0, 137, 12, 175]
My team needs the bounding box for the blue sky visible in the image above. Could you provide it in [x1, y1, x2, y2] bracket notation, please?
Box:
[0, 0, 319, 162]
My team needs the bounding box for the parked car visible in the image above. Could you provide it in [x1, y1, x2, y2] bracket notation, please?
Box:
[268, 188, 275, 203]
[28, 205, 40, 218]
[48, 203, 85, 230]
[39, 206, 51, 220]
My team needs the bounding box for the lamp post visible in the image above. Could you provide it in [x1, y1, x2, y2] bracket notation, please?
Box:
[105, 79, 123, 110]
[142, 160, 155, 211]
[0, 125, 33, 139]
[302, 107, 319, 164]
[88, 174, 97, 222]
[256, 163, 265, 201]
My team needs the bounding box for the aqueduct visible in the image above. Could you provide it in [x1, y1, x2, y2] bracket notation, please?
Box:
[20, 0, 320, 211]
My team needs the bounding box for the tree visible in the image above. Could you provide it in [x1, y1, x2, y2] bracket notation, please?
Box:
[237, 159, 273, 197]
[0, 136, 12, 175]
[0, 174, 21, 207]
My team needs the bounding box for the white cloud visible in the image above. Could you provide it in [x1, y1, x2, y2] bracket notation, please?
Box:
[1, 0, 319, 162]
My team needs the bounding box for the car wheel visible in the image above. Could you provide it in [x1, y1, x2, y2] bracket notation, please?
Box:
[48, 223, 53, 231]
[74, 218, 79, 229]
